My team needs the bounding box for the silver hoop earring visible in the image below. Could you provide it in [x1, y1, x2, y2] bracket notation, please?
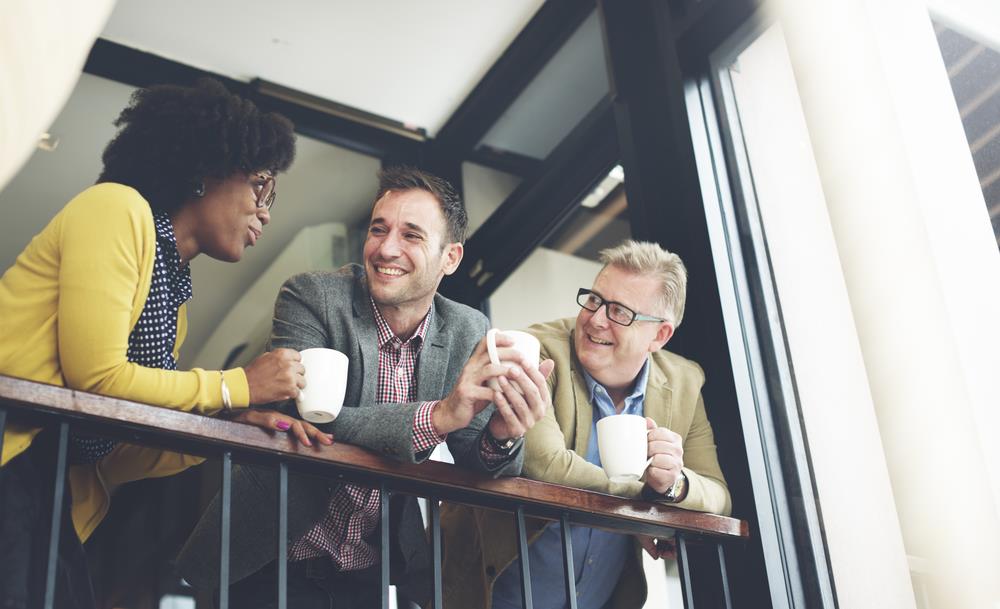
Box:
[193, 182, 206, 197]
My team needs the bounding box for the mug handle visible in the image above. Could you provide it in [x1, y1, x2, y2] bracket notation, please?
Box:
[486, 328, 502, 366]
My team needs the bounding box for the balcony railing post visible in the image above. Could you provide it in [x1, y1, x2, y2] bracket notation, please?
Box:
[278, 462, 288, 609]
[718, 543, 733, 609]
[431, 497, 443, 609]
[559, 513, 578, 609]
[42, 422, 69, 609]
[380, 483, 391, 609]
[219, 451, 232, 609]
[514, 505, 534, 609]
[675, 532, 695, 609]
[0, 407, 6, 458]
[0, 376, 749, 609]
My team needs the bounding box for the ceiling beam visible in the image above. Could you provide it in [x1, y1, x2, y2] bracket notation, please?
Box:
[83, 38, 423, 161]
[673, 0, 763, 72]
[440, 98, 618, 306]
[465, 146, 544, 179]
[432, 0, 596, 157]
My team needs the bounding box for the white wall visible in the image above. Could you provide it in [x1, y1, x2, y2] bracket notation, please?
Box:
[488, 247, 601, 330]
[462, 161, 521, 236]
[192, 222, 351, 369]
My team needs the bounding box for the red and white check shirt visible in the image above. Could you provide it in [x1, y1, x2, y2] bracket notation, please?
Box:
[288, 300, 506, 570]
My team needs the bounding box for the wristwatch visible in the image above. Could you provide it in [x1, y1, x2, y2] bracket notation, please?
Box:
[486, 432, 519, 453]
[664, 472, 688, 502]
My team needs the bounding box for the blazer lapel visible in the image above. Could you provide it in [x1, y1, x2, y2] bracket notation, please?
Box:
[643, 357, 674, 429]
[568, 332, 593, 455]
[352, 277, 379, 408]
[416, 301, 447, 401]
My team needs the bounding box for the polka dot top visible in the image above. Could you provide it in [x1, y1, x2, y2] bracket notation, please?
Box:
[68, 212, 193, 463]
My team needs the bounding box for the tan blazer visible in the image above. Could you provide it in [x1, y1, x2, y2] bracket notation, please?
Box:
[440, 318, 730, 609]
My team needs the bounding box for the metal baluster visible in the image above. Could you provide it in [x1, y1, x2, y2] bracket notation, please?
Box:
[43, 422, 69, 609]
[514, 506, 534, 609]
[380, 483, 391, 609]
[278, 462, 288, 609]
[675, 533, 695, 609]
[219, 452, 232, 609]
[430, 497, 443, 609]
[718, 543, 733, 609]
[559, 513, 577, 609]
[0, 408, 7, 458]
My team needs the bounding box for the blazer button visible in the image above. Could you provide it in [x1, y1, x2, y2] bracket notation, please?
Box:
[485, 565, 496, 577]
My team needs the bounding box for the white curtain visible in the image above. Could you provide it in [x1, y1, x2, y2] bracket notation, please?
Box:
[0, 0, 116, 189]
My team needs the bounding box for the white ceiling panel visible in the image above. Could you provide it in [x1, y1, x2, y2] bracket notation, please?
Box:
[100, 0, 544, 135]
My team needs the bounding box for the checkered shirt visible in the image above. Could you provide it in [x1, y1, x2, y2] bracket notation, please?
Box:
[287, 300, 443, 568]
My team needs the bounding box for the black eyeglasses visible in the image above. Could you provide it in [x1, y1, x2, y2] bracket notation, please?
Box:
[252, 173, 276, 211]
[576, 288, 667, 327]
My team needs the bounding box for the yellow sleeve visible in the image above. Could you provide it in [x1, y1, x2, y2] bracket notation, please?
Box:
[55, 184, 250, 412]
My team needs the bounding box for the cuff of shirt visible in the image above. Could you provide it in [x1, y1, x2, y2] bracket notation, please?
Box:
[222, 367, 250, 409]
[479, 432, 512, 467]
[413, 401, 446, 453]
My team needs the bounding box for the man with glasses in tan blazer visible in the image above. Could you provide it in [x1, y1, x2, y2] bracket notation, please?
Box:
[441, 239, 731, 609]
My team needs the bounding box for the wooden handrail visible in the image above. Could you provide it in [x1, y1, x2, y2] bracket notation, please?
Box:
[0, 375, 748, 542]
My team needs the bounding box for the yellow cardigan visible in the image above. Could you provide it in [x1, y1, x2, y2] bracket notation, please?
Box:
[0, 183, 250, 540]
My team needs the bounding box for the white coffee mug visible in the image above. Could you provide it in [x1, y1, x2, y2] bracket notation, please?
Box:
[295, 347, 349, 424]
[596, 414, 653, 482]
[486, 328, 541, 371]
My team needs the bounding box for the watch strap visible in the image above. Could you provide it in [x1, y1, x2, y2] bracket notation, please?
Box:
[485, 432, 519, 453]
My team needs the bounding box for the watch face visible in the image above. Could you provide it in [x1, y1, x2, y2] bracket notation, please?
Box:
[666, 474, 686, 500]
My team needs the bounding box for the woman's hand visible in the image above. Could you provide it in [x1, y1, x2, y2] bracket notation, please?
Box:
[231, 409, 334, 447]
[244, 348, 305, 404]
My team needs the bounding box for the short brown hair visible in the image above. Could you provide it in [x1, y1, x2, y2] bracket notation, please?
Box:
[374, 166, 467, 243]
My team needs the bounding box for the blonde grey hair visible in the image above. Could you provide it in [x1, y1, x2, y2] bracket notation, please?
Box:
[598, 240, 687, 327]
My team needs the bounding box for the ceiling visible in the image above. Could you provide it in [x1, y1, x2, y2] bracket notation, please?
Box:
[1, 2, 556, 368]
[100, 0, 544, 135]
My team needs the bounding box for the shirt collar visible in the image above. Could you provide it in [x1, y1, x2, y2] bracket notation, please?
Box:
[153, 212, 177, 244]
[581, 358, 651, 408]
[370, 297, 432, 350]
[152, 212, 192, 302]
[153, 212, 185, 268]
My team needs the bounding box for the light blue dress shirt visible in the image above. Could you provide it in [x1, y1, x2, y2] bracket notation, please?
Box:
[491, 361, 651, 609]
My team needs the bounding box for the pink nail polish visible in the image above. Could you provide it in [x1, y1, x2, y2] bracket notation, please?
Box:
[276, 421, 290, 430]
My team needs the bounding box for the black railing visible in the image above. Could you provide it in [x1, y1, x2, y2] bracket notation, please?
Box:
[0, 375, 749, 609]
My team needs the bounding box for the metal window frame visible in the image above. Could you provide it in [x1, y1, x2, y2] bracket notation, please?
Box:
[683, 12, 841, 609]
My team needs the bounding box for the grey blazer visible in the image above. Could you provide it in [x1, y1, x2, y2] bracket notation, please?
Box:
[176, 264, 522, 600]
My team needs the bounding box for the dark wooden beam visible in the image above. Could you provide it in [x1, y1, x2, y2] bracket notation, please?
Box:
[598, 1, 771, 606]
[674, 0, 763, 72]
[432, 0, 596, 155]
[466, 146, 544, 179]
[83, 38, 423, 160]
[598, 0, 726, 362]
[440, 98, 618, 306]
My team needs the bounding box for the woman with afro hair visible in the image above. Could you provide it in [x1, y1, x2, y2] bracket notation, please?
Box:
[0, 78, 332, 609]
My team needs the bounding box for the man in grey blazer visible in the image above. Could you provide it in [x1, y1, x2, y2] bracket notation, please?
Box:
[177, 167, 553, 608]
